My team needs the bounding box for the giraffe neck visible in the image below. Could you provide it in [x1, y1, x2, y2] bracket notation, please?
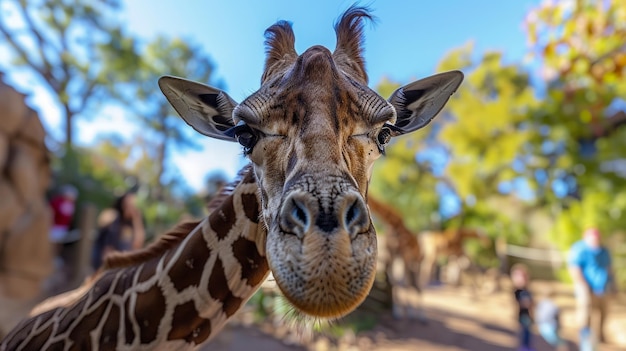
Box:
[1, 167, 270, 351]
[368, 197, 420, 258]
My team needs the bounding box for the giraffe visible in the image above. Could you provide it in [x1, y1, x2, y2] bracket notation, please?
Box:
[420, 227, 488, 286]
[367, 196, 424, 320]
[1, 6, 463, 350]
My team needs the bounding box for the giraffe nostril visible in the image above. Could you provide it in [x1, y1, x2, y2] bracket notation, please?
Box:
[292, 199, 308, 225]
[346, 200, 359, 225]
[280, 194, 312, 236]
[344, 197, 368, 237]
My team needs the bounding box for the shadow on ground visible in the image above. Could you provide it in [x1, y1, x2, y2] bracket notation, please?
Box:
[202, 281, 626, 351]
[202, 324, 307, 351]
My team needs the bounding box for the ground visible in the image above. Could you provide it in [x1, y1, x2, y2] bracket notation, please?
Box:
[203, 281, 626, 351]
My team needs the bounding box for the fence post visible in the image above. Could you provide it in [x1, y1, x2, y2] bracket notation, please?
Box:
[495, 236, 508, 292]
[68, 203, 97, 288]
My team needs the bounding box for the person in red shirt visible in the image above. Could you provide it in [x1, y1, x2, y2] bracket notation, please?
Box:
[49, 185, 79, 253]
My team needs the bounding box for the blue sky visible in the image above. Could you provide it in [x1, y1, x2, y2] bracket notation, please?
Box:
[3, 0, 541, 192]
[123, 0, 539, 100]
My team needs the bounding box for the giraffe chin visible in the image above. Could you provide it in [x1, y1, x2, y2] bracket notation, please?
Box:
[267, 227, 377, 319]
[279, 280, 373, 319]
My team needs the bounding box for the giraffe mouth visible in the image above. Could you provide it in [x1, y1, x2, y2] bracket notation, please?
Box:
[266, 186, 377, 318]
[267, 224, 377, 318]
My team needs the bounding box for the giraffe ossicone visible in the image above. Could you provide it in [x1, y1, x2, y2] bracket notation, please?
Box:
[1, 5, 462, 350]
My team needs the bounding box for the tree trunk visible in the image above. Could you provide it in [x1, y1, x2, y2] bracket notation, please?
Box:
[64, 105, 73, 154]
[154, 135, 167, 202]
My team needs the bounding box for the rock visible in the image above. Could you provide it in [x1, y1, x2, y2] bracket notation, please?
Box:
[38, 161, 52, 194]
[0, 134, 8, 170]
[3, 200, 53, 285]
[0, 76, 52, 335]
[0, 80, 27, 135]
[7, 140, 40, 205]
[17, 108, 47, 145]
[0, 180, 23, 232]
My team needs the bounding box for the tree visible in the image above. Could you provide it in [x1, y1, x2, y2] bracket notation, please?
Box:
[64, 136, 201, 239]
[522, 0, 626, 286]
[437, 44, 539, 216]
[526, 0, 626, 239]
[0, 0, 124, 155]
[370, 1, 626, 286]
[370, 78, 444, 232]
[101, 35, 220, 201]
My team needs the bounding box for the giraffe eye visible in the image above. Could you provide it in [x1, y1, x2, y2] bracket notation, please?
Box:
[234, 125, 258, 153]
[376, 126, 392, 153]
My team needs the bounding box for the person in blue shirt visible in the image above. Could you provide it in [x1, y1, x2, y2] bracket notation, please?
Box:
[568, 227, 615, 347]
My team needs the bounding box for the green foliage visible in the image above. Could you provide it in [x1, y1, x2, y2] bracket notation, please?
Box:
[372, 0, 626, 290]
[370, 136, 442, 231]
[525, 1, 626, 273]
[50, 138, 203, 239]
[2, 1, 221, 240]
[371, 77, 444, 231]
[326, 313, 377, 336]
[550, 190, 626, 251]
[0, 0, 125, 150]
[372, 43, 541, 251]
[369, 2, 626, 280]
[436, 41, 474, 72]
[440, 48, 539, 203]
[526, 0, 626, 192]
[101, 33, 218, 202]
[527, 0, 626, 92]
[51, 145, 129, 219]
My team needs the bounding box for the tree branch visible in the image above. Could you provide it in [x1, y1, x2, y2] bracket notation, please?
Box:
[50, 6, 71, 87]
[0, 20, 56, 89]
[16, 1, 58, 81]
[72, 79, 98, 114]
[589, 36, 626, 67]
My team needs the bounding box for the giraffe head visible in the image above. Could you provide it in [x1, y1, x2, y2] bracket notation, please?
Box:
[159, 6, 462, 318]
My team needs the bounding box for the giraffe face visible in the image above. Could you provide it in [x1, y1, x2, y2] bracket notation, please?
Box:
[235, 45, 391, 317]
[159, 6, 463, 318]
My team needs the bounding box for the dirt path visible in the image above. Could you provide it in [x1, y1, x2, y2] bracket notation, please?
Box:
[203, 281, 626, 351]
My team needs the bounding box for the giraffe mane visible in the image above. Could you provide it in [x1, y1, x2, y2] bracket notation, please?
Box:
[102, 165, 254, 270]
[206, 164, 253, 213]
[102, 221, 200, 270]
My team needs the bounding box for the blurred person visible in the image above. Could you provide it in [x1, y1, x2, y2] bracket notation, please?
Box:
[91, 192, 145, 270]
[511, 263, 534, 351]
[49, 185, 79, 260]
[568, 227, 615, 349]
[535, 286, 568, 351]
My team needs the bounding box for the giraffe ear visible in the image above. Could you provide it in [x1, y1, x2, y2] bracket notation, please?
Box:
[387, 71, 463, 135]
[159, 75, 238, 142]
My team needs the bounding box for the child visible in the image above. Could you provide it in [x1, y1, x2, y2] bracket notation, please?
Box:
[511, 263, 534, 351]
[535, 286, 568, 351]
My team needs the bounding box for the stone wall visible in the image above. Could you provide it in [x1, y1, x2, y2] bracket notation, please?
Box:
[0, 74, 53, 337]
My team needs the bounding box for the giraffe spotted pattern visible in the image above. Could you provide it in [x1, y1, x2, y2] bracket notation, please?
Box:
[1, 168, 269, 350]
